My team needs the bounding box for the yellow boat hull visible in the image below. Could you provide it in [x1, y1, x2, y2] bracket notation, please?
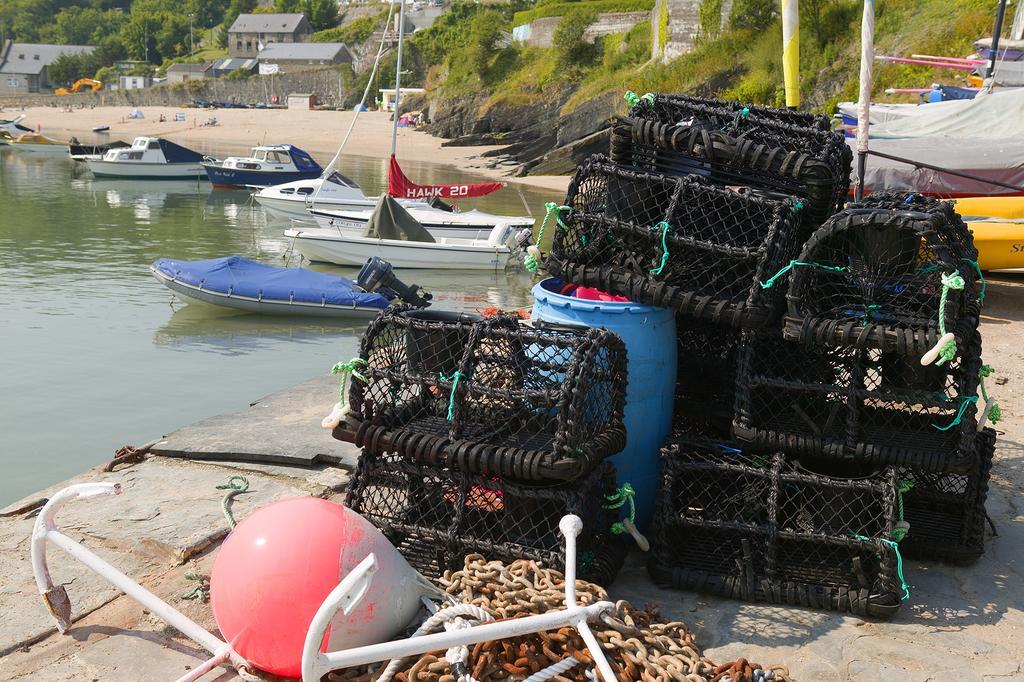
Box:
[954, 196, 1024, 220]
[968, 221, 1024, 271]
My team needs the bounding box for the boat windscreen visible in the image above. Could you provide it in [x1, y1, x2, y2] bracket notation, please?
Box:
[326, 171, 361, 189]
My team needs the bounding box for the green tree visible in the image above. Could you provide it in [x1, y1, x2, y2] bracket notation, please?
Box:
[306, 0, 339, 32]
[218, 0, 257, 47]
[728, 0, 775, 31]
[44, 6, 127, 45]
[184, 0, 230, 29]
[273, 0, 302, 11]
[465, 9, 503, 79]
[48, 51, 98, 86]
[553, 8, 598, 71]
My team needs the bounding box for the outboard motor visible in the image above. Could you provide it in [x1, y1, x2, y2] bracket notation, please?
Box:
[357, 257, 432, 308]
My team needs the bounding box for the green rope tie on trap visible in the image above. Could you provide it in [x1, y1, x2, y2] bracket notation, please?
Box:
[604, 483, 637, 536]
[216, 475, 250, 529]
[330, 358, 368, 410]
[759, 260, 846, 290]
[623, 90, 655, 108]
[650, 221, 671, 275]
[930, 271, 965, 367]
[980, 364, 1003, 425]
[892, 481, 914, 543]
[852, 533, 910, 600]
[931, 395, 978, 432]
[963, 258, 986, 302]
[525, 202, 571, 274]
[439, 371, 465, 421]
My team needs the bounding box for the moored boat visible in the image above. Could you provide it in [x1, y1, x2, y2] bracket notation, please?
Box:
[253, 172, 382, 218]
[69, 140, 130, 162]
[202, 144, 323, 187]
[311, 203, 535, 240]
[0, 114, 34, 138]
[284, 225, 515, 270]
[85, 137, 207, 179]
[151, 255, 391, 317]
[285, 195, 517, 270]
[8, 133, 69, 155]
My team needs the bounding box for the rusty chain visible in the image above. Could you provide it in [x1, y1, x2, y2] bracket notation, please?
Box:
[326, 555, 790, 682]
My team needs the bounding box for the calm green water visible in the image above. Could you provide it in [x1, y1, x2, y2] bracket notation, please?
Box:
[0, 149, 546, 505]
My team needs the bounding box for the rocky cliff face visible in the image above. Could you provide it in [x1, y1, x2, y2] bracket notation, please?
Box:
[430, 89, 618, 176]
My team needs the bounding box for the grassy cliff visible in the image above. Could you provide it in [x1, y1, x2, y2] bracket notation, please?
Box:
[411, 0, 1010, 119]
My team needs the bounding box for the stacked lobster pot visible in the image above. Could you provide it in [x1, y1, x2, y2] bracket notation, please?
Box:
[541, 92, 998, 617]
[332, 307, 633, 583]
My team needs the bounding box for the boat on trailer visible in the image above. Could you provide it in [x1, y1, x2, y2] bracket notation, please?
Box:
[202, 144, 323, 187]
[150, 255, 391, 317]
[85, 137, 207, 179]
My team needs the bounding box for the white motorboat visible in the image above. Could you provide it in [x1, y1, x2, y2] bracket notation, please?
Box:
[311, 203, 535, 240]
[202, 144, 323, 187]
[85, 137, 207, 179]
[253, 173, 381, 218]
[0, 114, 34, 138]
[285, 224, 515, 270]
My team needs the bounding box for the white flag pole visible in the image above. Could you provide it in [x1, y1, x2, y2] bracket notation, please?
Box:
[855, 0, 875, 201]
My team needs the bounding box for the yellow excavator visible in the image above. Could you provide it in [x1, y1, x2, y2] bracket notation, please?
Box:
[55, 78, 103, 95]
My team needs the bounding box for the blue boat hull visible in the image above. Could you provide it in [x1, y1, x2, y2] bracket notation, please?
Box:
[203, 166, 322, 187]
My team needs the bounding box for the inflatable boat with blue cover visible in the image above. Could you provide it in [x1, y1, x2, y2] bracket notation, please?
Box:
[151, 256, 390, 317]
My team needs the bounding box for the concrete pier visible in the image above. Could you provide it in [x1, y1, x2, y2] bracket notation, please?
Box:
[2, 277, 1023, 680]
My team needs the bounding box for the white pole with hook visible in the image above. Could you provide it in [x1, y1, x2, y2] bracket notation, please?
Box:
[30, 483, 251, 681]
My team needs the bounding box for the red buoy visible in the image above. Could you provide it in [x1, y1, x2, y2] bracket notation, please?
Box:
[210, 497, 424, 678]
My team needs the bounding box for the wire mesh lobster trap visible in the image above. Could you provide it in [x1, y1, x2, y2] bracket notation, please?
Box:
[544, 155, 803, 328]
[673, 319, 744, 438]
[732, 329, 984, 471]
[647, 437, 906, 618]
[783, 194, 981, 357]
[333, 307, 629, 482]
[899, 427, 995, 564]
[615, 94, 851, 225]
[345, 450, 629, 585]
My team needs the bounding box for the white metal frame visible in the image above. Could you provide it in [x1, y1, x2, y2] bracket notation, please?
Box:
[31, 483, 619, 682]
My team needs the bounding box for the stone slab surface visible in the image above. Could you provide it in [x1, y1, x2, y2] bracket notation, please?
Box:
[0, 456, 339, 658]
[150, 374, 361, 468]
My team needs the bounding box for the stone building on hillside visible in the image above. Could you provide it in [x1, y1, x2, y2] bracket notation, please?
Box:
[256, 43, 353, 73]
[0, 41, 96, 94]
[228, 14, 312, 58]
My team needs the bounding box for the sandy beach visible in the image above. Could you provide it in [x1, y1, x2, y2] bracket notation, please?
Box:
[5, 105, 572, 193]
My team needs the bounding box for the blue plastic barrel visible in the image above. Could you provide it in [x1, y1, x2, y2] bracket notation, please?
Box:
[530, 278, 676, 530]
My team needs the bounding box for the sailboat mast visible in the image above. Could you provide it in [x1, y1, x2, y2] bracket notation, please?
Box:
[390, 0, 407, 158]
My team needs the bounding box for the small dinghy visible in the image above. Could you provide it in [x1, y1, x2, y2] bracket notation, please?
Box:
[151, 255, 391, 317]
[286, 195, 518, 270]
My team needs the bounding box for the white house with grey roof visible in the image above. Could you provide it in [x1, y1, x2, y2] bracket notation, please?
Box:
[0, 41, 96, 94]
[228, 14, 312, 58]
[256, 42, 353, 72]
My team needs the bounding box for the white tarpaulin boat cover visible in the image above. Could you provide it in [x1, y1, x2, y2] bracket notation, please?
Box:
[855, 137, 1024, 196]
[868, 87, 1024, 139]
